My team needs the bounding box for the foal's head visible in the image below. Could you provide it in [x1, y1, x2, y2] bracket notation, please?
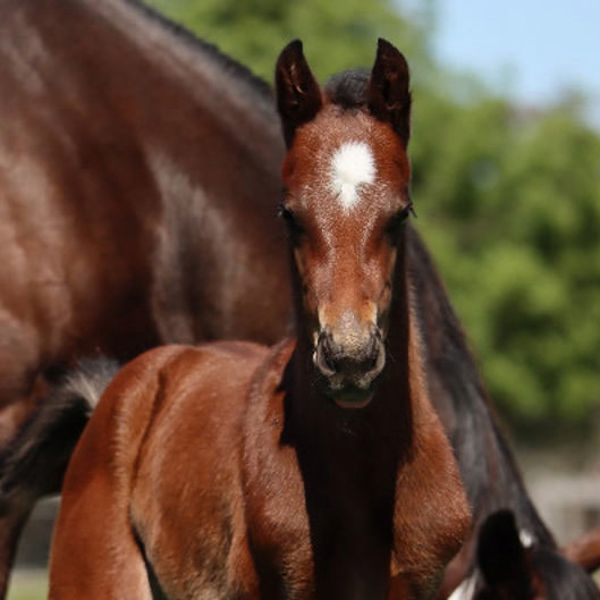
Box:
[275, 39, 413, 408]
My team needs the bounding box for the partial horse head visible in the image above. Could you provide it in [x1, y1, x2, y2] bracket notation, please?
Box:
[275, 39, 413, 407]
[474, 510, 600, 600]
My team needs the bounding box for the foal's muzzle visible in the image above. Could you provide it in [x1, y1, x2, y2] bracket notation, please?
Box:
[314, 325, 385, 407]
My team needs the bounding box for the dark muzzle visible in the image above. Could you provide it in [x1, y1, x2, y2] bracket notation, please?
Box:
[314, 326, 385, 402]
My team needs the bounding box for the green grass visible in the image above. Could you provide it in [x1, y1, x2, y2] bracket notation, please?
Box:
[7, 570, 47, 600]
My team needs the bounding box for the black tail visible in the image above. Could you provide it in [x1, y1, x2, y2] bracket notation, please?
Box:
[0, 357, 119, 515]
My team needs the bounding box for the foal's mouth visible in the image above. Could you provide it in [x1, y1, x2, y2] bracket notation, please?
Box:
[332, 391, 375, 410]
[317, 367, 381, 410]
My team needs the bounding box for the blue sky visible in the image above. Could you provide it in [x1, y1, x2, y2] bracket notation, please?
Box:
[429, 0, 600, 124]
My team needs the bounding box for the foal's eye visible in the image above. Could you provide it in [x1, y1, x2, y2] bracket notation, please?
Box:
[385, 202, 415, 240]
[278, 204, 305, 244]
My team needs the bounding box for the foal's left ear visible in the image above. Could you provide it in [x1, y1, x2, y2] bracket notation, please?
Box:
[275, 40, 323, 148]
[367, 39, 411, 147]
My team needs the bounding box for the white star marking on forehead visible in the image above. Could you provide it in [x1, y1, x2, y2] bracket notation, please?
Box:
[330, 142, 376, 211]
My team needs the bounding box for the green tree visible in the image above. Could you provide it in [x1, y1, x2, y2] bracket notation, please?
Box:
[147, 0, 434, 83]
[416, 94, 600, 436]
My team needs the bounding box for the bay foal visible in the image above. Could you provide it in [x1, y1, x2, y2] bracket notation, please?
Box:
[49, 40, 470, 600]
[2, 2, 598, 597]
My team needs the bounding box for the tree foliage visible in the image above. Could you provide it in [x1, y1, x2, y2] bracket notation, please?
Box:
[416, 93, 600, 437]
[147, 0, 600, 440]
[147, 0, 434, 82]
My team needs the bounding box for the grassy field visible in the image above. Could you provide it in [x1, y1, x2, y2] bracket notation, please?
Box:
[7, 570, 47, 600]
[5, 563, 600, 598]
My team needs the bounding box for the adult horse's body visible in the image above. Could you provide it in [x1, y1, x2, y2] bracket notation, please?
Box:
[0, 0, 597, 598]
[48, 40, 470, 600]
[0, 0, 290, 590]
[0, 0, 289, 443]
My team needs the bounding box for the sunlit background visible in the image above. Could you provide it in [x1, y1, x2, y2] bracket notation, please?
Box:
[8, 0, 600, 598]
[432, 0, 600, 128]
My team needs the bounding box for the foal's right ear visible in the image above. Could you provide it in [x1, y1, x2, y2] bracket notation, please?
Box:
[275, 40, 322, 147]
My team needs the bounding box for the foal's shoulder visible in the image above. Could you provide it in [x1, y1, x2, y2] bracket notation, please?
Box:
[116, 341, 269, 377]
[194, 340, 271, 361]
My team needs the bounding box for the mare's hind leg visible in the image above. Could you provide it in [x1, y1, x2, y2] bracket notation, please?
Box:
[0, 510, 31, 600]
[0, 371, 57, 599]
[0, 357, 116, 598]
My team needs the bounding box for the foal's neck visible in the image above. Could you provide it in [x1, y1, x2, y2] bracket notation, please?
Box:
[288, 246, 415, 600]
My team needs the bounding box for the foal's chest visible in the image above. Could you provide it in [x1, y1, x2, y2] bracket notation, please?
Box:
[240, 444, 453, 600]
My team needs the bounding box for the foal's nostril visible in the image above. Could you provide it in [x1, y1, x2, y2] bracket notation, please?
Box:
[349, 339, 384, 379]
[314, 331, 337, 377]
[362, 351, 379, 372]
[362, 333, 381, 369]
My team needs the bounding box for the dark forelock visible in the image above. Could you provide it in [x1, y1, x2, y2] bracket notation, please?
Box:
[324, 69, 370, 110]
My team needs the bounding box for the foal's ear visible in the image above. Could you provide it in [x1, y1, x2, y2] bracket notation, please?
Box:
[275, 40, 322, 147]
[476, 510, 532, 594]
[367, 38, 411, 147]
